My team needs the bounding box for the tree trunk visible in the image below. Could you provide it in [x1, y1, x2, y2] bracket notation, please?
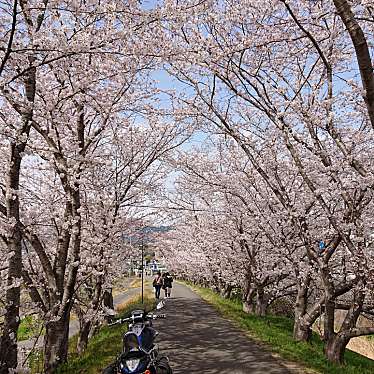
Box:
[293, 318, 312, 342]
[221, 285, 233, 299]
[77, 279, 104, 353]
[43, 310, 70, 374]
[324, 333, 349, 364]
[324, 288, 364, 363]
[0, 57, 35, 372]
[242, 288, 255, 314]
[0, 267, 21, 374]
[293, 276, 312, 342]
[323, 299, 335, 342]
[43, 171, 82, 372]
[77, 319, 91, 355]
[255, 288, 268, 316]
[0, 130, 32, 373]
[243, 300, 255, 313]
[103, 288, 114, 310]
[0, 224, 22, 374]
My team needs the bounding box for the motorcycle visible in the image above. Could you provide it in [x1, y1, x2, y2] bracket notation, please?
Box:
[102, 301, 172, 374]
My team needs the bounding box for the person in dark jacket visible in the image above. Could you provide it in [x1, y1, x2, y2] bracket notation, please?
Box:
[162, 272, 173, 298]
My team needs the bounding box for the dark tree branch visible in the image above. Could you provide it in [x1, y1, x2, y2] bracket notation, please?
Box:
[333, 0, 374, 128]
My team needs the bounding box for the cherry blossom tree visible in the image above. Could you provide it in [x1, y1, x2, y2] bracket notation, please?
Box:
[0, 0, 171, 371]
[158, 141, 299, 314]
[157, 0, 374, 363]
[1, 0, 374, 370]
[71, 117, 188, 354]
[0, 0, 40, 369]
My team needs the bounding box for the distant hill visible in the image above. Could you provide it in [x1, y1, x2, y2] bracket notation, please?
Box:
[123, 226, 171, 244]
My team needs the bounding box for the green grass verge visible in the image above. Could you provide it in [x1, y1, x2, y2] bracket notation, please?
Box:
[54, 297, 156, 374]
[183, 282, 374, 374]
[18, 315, 44, 341]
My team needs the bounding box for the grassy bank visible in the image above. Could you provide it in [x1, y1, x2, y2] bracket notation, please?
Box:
[18, 315, 43, 341]
[183, 282, 374, 374]
[29, 296, 155, 374]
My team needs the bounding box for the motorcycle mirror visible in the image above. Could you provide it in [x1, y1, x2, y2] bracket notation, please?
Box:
[103, 307, 116, 316]
[156, 300, 165, 310]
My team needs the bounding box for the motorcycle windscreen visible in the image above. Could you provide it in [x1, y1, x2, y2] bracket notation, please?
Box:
[139, 327, 157, 351]
[123, 333, 140, 352]
[131, 309, 145, 323]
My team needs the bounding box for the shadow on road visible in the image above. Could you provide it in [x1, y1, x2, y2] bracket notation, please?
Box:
[154, 290, 290, 374]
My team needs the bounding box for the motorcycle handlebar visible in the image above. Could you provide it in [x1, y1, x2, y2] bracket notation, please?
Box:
[108, 317, 131, 326]
[148, 313, 166, 319]
[108, 314, 166, 326]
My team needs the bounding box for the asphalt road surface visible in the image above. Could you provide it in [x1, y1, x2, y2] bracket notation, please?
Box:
[154, 282, 291, 374]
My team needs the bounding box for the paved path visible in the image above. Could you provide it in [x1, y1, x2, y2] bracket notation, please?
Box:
[68, 282, 148, 338]
[154, 283, 290, 374]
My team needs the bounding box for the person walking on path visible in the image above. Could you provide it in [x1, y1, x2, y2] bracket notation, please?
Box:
[153, 271, 163, 299]
[163, 272, 173, 298]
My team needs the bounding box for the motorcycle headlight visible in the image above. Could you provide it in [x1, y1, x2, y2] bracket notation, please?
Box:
[126, 358, 140, 372]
